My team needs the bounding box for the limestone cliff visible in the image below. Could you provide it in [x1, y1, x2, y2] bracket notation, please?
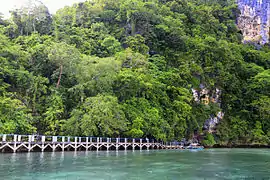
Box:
[196, 0, 270, 134]
[237, 0, 270, 44]
[192, 85, 224, 133]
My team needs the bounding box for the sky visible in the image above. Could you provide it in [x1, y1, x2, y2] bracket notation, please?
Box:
[0, 0, 86, 18]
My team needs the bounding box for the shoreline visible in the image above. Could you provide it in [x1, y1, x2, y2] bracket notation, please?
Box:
[206, 144, 270, 149]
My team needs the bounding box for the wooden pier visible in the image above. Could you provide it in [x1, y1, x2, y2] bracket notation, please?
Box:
[0, 134, 183, 153]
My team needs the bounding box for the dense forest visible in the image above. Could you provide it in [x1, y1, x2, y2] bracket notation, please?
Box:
[0, 0, 269, 146]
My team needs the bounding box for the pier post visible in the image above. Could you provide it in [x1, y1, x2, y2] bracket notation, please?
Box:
[75, 137, 77, 151]
[97, 137, 99, 151]
[13, 135, 17, 153]
[132, 139, 135, 150]
[146, 138, 149, 150]
[124, 138, 127, 151]
[107, 138, 109, 151]
[67, 137, 71, 151]
[90, 137, 92, 151]
[116, 138, 119, 151]
[86, 137, 89, 151]
[52, 136, 57, 151]
[1, 135, 6, 153]
[18, 135, 21, 142]
[100, 137, 102, 150]
[28, 135, 32, 152]
[41, 136, 45, 152]
[78, 137, 82, 151]
[140, 139, 142, 150]
[2, 134, 6, 142]
[62, 137, 65, 151]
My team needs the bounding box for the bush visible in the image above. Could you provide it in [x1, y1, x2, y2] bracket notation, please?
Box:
[202, 133, 216, 147]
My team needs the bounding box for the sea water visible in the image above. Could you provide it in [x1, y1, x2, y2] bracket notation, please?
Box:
[0, 149, 270, 180]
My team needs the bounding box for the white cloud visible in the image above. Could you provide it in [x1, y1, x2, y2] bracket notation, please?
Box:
[0, 0, 86, 18]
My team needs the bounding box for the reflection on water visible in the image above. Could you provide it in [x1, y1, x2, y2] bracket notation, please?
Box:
[0, 149, 270, 180]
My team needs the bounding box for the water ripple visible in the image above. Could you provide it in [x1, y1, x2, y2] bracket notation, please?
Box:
[0, 149, 270, 180]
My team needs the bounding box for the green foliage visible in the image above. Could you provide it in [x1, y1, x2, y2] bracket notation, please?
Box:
[101, 36, 122, 56]
[71, 56, 121, 99]
[125, 35, 149, 55]
[9, 1, 52, 37]
[128, 117, 144, 138]
[63, 94, 127, 137]
[251, 121, 269, 144]
[230, 116, 249, 143]
[43, 92, 64, 135]
[0, 95, 36, 134]
[0, 0, 269, 145]
[202, 133, 216, 146]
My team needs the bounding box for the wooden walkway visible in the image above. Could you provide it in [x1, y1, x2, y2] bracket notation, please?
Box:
[0, 134, 183, 153]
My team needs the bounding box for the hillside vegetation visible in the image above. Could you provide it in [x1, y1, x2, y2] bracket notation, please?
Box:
[0, 0, 270, 145]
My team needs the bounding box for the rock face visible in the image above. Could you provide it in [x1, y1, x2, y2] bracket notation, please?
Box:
[203, 112, 224, 133]
[192, 85, 224, 133]
[192, 85, 221, 106]
[191, 1, 270, 136]
[237, 0, 270, 44]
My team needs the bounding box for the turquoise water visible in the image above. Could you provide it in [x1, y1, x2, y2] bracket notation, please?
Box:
[0, 149, 270, 180]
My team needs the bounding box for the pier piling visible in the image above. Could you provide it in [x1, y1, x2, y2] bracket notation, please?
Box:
[0, 134, 184, 153]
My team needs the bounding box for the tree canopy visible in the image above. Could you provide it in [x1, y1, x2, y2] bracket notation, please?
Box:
[0, 0, 269, 145]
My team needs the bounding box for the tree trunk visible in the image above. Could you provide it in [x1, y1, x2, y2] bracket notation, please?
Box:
[56, 64, 63, 88]
[33, 21, 36, 32]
